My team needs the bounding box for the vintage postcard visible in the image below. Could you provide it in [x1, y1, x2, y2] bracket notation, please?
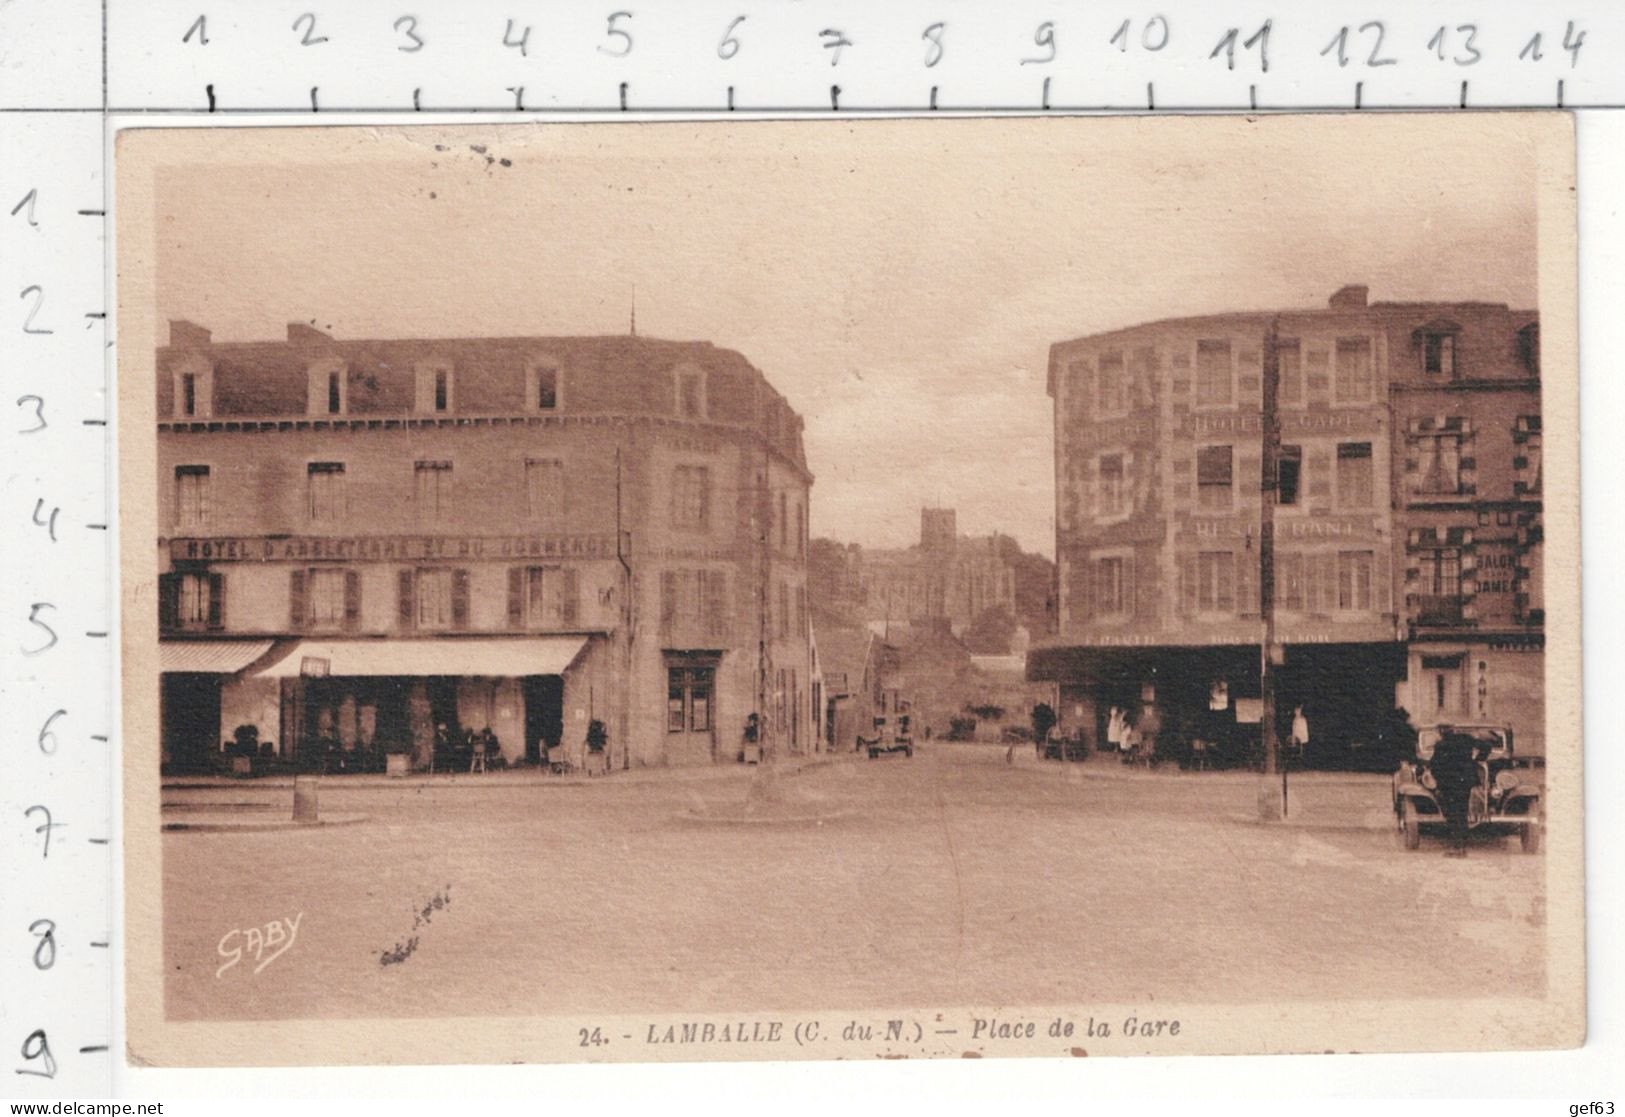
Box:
[118, 114, 1582, 1066]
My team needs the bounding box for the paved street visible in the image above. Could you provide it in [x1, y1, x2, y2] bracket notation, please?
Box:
[161, 745, 1545, 1022]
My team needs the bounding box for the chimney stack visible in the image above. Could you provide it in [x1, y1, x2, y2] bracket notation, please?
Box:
[1328, 285, 1369, 310]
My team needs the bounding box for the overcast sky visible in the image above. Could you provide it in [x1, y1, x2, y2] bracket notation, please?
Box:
[146, 115, 1543, 556]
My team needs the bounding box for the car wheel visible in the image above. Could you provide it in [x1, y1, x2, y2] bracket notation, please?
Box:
[1521, 819, 1542, 854]
[1401, 799, 1422, 851]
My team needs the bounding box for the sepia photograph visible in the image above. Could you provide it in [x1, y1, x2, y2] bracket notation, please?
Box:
[117, 113, 1582, 1066]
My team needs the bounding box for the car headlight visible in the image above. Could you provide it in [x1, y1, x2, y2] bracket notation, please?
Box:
[1495, 770, 1520, 795]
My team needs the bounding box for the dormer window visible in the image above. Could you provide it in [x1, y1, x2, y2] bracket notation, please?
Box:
[1415, 320, 1462, 379]
[675, 366, 707, 419]
[527, 360, 561, 411]
[415, 362, 454, 413]
[171, 364, 213, 418]
[306, 359, 347, 416]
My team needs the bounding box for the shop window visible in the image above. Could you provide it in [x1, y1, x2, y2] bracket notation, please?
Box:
[525, 458, 565, 523]
[414, 460, 453, 523]
[1098, 454, 1126, 516]
[1423, 332, 1457, 378]
[1336, 442, 1373, 508]
[1334, 338, 1373, 403]
[1197, 445, 1233, 511]
[513, 565, 579, 628]
[671, 465, 711, 529]
[1414, 434, 1463, 496]
[1196, 551, 1236, 614]
[161, 571, 224, 631]
[667, 666, 714, 733]
[1097, 350, 1126, 415]
[1195, 339, 1232, 406]
[1336, 550, 1374, 612]
[306, 462, 345, 523]
[1277, 340, 1302, 405]
[1277, 445, 1302, 506]
[174, 465, 210, 530]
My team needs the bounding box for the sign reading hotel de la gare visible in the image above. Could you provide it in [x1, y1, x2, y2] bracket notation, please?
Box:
[169, 534, 619, 562]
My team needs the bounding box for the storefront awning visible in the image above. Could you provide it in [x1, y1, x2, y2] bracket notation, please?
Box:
[160, 640, 276, 674]
[251, 637, 588, 679]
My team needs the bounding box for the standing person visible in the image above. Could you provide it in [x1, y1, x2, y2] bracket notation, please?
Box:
[1290, 705, 1310, 768]
[1137, 701, 1162, 767]
[1429, 726, 1481, 858]
[1107, 705, 1124, 754]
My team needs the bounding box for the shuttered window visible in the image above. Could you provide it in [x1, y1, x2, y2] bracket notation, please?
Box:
[1197, 445, 1233, 511]
[509, 565, 580, 628]
[289, 568, 360, 632]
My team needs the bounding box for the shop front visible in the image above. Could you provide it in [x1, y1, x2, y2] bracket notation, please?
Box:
[158, 639, 277, 773]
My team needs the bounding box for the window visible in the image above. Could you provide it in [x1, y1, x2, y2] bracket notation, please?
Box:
[1277, 552, 1305, 611]
[1423, 333, 1457, 378]
[534, 364, 559, 410]
[1197, 445, 1233, 511]
[415, 461, 453, 523]
[1336, 443, 1373, 508]
[796, 502, 806, 557]
[1415, 434, 1462, 495]
[1094, 556, 1127, 616]
[306, 462, 345, 523]
[306, 569, 349, 629]
[1196, 551, 1236, 613]
[525, 458, 565, 522]
[1195, 339, 1232, 405]
[415, 364, 453, 413]
[1334, 338, 1373, 403]
[1277, 445, 1302, 506]
[1518, 323, 1540, 376]
[1337, 550, 1374, 611]
[779, 492, 788, 549]
[1097, 350, 1126, 414]
[517, 566, 579, 627]
[671, 465, 711, 529]
[174, 465, 210, 530]
[1277, 340, 1302, 404]
[181, 373, 198, 416]
[308, 362, 346, 416]
[676, 369, 706, 418]
[414, 569, 455, 630]
[660, 569, 730, 639]
[178, 572, 210, 626]
[161, 571, 224, 631]
[1098, 454, 1126, 516]
[667, 666, 714, 733]
[1418, 548, 1463, 597]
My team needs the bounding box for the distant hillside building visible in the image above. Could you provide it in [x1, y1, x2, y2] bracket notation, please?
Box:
[840, 508, 1018, 637]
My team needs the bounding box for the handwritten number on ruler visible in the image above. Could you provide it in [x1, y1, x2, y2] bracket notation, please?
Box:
[182, 14, 208, 45]
[30, 920, 56, 971]
[11, 189, 39, 228]
[395, 16, 424, 53]
[922, 22, 945, 68]
[1111, 17, 1170, 53]
[1211, 21, 1269, 71]
[38, 709, 66, 755]
[1323, 22, 1397, 68]
[20, 286, 52, 334]
[1021, 21, 1056, 65]
[16, 1031, 56, 1079]
[25, 806, 63, 859]
[16, 395, 47, 433]
[718, 16, 745, 59]
[503, 19, 531, 57]
[599, 12, 633, 57]
[1562, 22, 1586, 66]
[292, 13, 328, 46]
[1426, 25, 1481, 66]
[31, 499, 59, 543]
[820, 28, 851, 66]
[24, 603, 57, 656]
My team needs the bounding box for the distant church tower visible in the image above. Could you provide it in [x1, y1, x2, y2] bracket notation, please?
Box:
[920, 507, 957, 554]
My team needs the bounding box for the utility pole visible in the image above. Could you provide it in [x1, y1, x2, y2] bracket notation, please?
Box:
[1258, 315, 1283, 820]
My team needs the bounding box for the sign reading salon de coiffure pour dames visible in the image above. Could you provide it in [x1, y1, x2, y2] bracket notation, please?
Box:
[168, 534, 618, 562]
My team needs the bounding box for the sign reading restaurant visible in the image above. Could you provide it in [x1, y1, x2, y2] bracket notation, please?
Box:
[169, 533, 619, 563]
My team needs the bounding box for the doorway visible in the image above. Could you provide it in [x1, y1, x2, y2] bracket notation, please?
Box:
[160, 673, 222, 774]
[523, 675, 565, 762]
[664, 657, 718, 763]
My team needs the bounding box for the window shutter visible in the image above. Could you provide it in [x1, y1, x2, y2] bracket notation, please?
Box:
[398, 569, 415, 631]
[1237, 552, 1257, 616]
[207, 572, 225, 630]
[507, 567, 524, 628]
[560, 568, 579, 626]
[1179, 554, 1197, 617]
[1123, 555, 1136, 619]
[158, 573, 180, 630]
[706, 571, 728, 639]
[452, 569, 471, 629]
[660, 570, 677, 635]
[344, 570, 361, 631]
[288, 569, 306, 631]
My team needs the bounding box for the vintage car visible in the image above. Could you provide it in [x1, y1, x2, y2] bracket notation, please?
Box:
[1391, 722, 1543, 853]
[860, 690, 914, 759]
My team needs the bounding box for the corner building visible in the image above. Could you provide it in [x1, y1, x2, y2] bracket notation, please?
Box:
[156, 321, 814, 773]
[1030, 286, 1530, 766]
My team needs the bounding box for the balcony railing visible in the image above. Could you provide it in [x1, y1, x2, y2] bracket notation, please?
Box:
[1415, 595, 1467, 625]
